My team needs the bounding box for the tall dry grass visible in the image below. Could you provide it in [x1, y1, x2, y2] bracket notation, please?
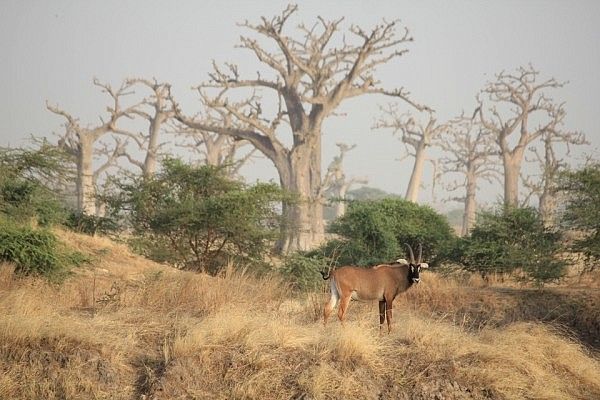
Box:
[1, 231, 599, 399]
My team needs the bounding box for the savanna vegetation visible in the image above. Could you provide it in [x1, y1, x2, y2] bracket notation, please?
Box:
[1, 233, 599, 400]
[1, 139, 599, 399]
[1, 5, 600, 399]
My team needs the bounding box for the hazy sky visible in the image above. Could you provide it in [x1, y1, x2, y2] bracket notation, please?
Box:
[1, 0, 599, 209]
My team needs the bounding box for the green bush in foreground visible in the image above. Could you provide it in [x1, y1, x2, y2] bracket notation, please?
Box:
[281, 199, 456, 290]
[458, 207, 566, 285]
[110, 159, 285, 275]
[559, 163, 600, 270]
[281, 252, 327, 291]
[0, 141, 72, 226]
[0, 220, 86, 280]
[65, 211, 119, 236]
[324, 198, 456, 267]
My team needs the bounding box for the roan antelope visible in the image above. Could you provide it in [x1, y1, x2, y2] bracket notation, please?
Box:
[320, 244, 429, 333]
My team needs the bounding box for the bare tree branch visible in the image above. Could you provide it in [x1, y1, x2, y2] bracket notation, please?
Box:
[171, 6, 427, 251]
[321, 142, 367, 217]
[374, 108, 447, 202]
[436, 114, 500, 235]
[47, 79, 138, 214]
[476, 65, 570, 206]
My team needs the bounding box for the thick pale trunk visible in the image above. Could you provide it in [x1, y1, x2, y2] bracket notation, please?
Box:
[462, 169, 477, 236]
[205, 148, 220, 166]
[277, 164, 313, 252]
[335, 184, 349, 218]
[405, 144, 427, 202]
[279, 198, 314, 252]
[143, 121, 159, 177]
[539, 190, 556, 227]
[77, 137, 96, 215]
[503, 162, 519, 207]
[539, 139, 557, 227]
[275, 137, 325, 253]
[502, 148, 524, 207]
[309, 133, 325, 246]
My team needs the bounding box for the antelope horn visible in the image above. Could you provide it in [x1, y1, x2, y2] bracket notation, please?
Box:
[417, 243, 422, 264]
[405, 243, 415, 264]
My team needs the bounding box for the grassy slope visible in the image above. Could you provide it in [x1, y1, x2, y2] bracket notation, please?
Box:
[0, 231, 599, 400]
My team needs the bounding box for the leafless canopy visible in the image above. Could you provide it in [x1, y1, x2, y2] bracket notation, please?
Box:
[436, 115, 500, 235]
[47, 78, 138, 145]
[175, 122, 257, 178]
[108, 78, 175, 177]
[321, 143, 367, 196]
[438, 115, 500, 199]
[170, 5, 428, 251]
[374, 107, 447, 202]
[477, 65, 566, 143]
[47, 79, 140, 214]
[476, 64, 575, 206]
[320, 142, 367, 217]
[172, 4, 428, 164]
[520, 115, 587, 225]
[375, 107, 444, 158]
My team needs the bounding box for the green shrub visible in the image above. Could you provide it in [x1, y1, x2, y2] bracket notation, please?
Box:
[0, 220, 86, 279]
[0, 141, 72, 226]
[65, 211, 118, 236]
[559, 163, 600, 270]
[109, 159, 285, 274]
[323, 198, 456, 267]
[457, 207, 565, 285]
[0, 178, 67, 226]
[280, 252, 327, 291]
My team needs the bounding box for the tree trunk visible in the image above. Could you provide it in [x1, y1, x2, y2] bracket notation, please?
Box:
[462, 168, 477, 236]
[538, 137, 559, 227]
[539, 189, 556, 227]
[76, 136, 96, 215]
[275, 138, 325, 253]
[502, 148, 524, 207]
[405, 142, 427, 202]
[142, 114, 165, 178]
[335, 184, 350, 218]
[309, 132, 325, 246]
[277, 171, 313, 253]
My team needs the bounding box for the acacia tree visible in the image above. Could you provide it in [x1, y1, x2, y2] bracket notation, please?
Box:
[437, 115, 499, 236]
[47, 79, 137, 214]
[559, 163, 600, 269]
[374, 109, 447, 202]
[172, 5, 427, 252]
[476, 65, 570, 207]
[321, 143, 367, 218]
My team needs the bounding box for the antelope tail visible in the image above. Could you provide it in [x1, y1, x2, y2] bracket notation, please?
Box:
[320, 270, 330, 280]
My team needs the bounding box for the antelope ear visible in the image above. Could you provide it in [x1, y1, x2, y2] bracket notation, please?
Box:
[419, 263, 429, 269]
[395, 258, 409, 265]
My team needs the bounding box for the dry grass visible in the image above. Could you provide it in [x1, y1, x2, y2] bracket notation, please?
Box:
[1, 232, 599, 399]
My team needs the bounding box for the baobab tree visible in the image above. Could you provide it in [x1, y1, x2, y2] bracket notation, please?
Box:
[437, 116, 500, 236]
[321, 143, 368, 218]
[374, 108, 447, 202]
[176, 126, 256, 178]
[47, 79, 137, 214]
[476, 65, 571, 207]
[172, 5, 427, 252]
[114, 78, 174, 178]
[521, 122, 587, 226]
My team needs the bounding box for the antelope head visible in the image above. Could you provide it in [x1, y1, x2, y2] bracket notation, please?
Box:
[405, 243, 429, 284]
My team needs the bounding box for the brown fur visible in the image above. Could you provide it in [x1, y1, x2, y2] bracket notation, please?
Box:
[323, 263, 424, 333]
